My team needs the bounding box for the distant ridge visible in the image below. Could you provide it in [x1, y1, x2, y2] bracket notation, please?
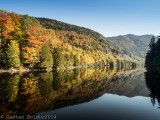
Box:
[37, 17, 152, 61]
[108, 34, 153, 59]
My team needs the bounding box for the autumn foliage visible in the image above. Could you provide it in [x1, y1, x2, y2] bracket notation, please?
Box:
[0, 10, 138, 70]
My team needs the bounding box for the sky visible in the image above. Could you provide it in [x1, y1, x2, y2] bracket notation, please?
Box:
[0, 0, 159, 37]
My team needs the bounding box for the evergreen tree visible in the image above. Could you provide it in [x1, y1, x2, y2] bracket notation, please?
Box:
[53, 48, 65, 69]
[0, 48, 5, 67]
[70, 52, 74, 66]
[6, 40, 21, 68]
[145, 36, 156, 71]
[154, 36, 160, 71]
[40, 44, 53, 68]
[74, 54, 80, 67]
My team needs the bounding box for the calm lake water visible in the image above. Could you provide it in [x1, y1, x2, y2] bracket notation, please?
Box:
[0, 68, 160, 120]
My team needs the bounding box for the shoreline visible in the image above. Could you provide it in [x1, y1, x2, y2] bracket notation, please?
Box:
[0, 68, 30, 74]
[0, 66, 90, 74]
[0, 64, 141, 74]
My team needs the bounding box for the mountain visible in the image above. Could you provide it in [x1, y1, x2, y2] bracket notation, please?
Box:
[36, 17, 141, 67]
[37, 18, 152, 62]
[37, 18, 109, 45]
[0, 10, 139, 70]
[107, 34, 153, 60]
[37, 18, 118, 53]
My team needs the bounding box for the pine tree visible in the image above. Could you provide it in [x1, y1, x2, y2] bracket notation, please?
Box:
[40, 44, 53, 68]
[6, 40, 21, 68]
[0, 48, 5, 67]
[53, 48, 65, 69]
[154, 36, 160, 71]
[74, 54, 80, 67]
[145, 36, 156, 71]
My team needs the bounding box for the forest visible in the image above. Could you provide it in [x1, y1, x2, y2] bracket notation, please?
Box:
[145, 36, 160, 72]
[0, 10, 138, 72]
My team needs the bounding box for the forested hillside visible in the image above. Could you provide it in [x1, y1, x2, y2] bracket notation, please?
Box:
[37, 17, 118, 54]
[0, 10, 139, 71]
[37, 18, 150, 62]
[145, 36, 160, 72]
[108, 34, 153, 61]
[36, 18, 142, 66]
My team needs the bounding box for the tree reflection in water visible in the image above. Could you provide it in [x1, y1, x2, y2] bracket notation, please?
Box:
[145, 71, 160, 108]
[0, 68, 153, 117]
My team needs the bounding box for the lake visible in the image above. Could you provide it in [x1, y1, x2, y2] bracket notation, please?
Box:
[0, 68, 160, 120]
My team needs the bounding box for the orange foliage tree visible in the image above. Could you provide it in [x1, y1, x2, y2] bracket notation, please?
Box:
[0, 12, 14, 67]
[21, 19, 46, 67]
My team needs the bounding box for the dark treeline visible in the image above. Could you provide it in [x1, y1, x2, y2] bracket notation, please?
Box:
[145, 35, 160, 106]
[145, 36, 160, 72]
[145, 71, 160, 107]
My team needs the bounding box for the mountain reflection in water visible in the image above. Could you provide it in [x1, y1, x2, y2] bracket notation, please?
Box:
[0, 68, 160, 120]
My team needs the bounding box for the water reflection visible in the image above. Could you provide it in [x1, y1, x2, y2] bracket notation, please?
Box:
[0, 68, 156, 118]
[145, 71, 160, 108]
